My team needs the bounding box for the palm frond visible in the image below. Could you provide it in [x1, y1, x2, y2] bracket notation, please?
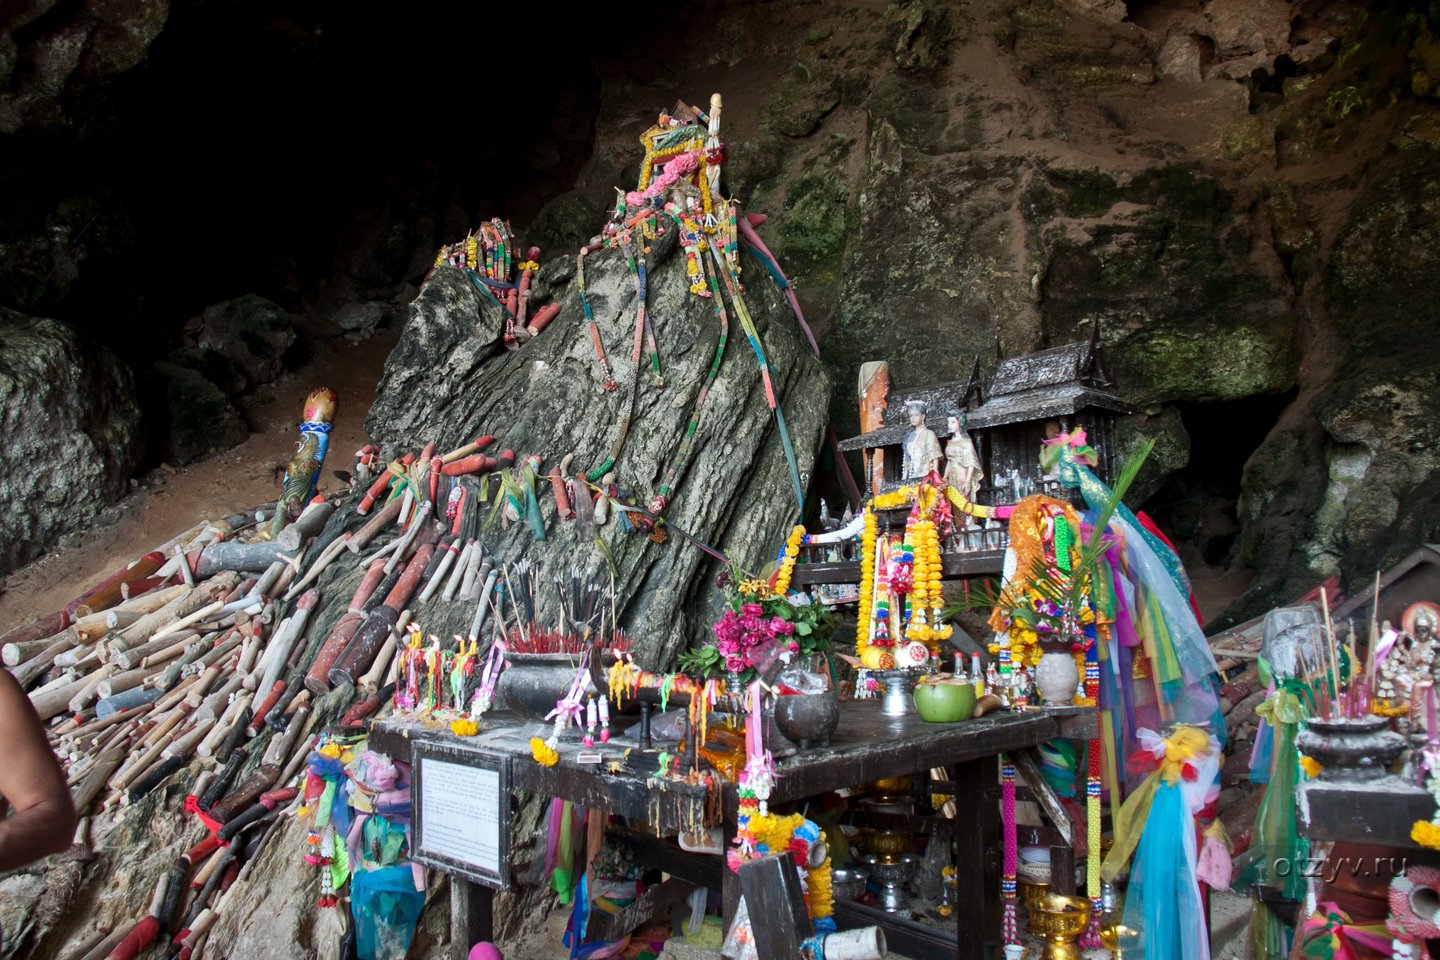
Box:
[940, 439, 1155, 625]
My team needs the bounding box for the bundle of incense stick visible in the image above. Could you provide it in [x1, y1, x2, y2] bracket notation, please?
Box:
[10, 427, 662, 958]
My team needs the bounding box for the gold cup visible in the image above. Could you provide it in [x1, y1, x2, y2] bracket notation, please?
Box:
[1027, 893, 1091, 960]
[861, 826, 913, 861]
[867, 775, 912, 798]
[1099, 916, 1140, 960]
[1018, 878, 1051, 925]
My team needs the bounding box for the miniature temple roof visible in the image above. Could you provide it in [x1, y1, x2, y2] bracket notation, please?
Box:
[837, 359, 983, 452]
[965, 335, 1131, 429]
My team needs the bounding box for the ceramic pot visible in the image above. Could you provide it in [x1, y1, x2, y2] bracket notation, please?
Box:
[913, 678, 976, 722]
[1034, 650, 1079, 706]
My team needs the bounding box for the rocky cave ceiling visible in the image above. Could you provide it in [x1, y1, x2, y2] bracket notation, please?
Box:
[3, 0, 1440, 626]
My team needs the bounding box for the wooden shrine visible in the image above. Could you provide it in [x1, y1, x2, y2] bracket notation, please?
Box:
[967, 324, 1130, 504]
[794, 327, 1131, 588]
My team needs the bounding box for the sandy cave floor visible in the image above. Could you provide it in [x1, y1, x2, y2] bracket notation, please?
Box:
[0, 331, 396, 628]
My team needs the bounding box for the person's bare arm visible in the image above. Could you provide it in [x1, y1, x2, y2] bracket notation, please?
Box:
[0, 669, 76, 870]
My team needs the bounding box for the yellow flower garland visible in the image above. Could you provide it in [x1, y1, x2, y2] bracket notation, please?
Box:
[855, 509, 877, 657]
[749, 812, 805, 851]
[808, 856, 834, 920]
[873, 485, 917, 510]
[772, 525, 806, 597]
[905, 518, 950, 651]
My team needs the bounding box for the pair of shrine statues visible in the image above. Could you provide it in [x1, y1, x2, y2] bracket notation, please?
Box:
[901, 400, 983, 500]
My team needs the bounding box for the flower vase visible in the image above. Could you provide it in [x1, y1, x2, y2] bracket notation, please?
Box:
[1034, 647, 1079, 707]
[726, 669, 744, 705]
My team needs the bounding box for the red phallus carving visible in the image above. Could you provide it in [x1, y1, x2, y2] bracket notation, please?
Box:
[450, 487, 467, 538]
[246, 682, 286, 735]
[429, 456, 443, 502]
[349, 561, 388, 614]
[357, 453, 416, 515]
[441, 454, 498, 476]
[550, 455, 575, 521]
[258, 786, 299, 807]
[68, 551, 166, 619]
[440, 434, 496, 464]
[527, 303, 561, 337]
[106, 916, 160, 960]
[305, 613, 361, 693]
[340, 691, 385, 727]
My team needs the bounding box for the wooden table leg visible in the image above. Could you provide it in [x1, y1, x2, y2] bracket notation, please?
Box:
[952, 755, 1000, 960]
[451, 879, 494, 960]
[723, 795, 740, 945]
[1050, 844, 1076, 895]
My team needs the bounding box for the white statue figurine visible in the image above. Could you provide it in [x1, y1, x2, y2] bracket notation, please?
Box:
[944, 411, 984, 507]
[901, 400, 943, 480]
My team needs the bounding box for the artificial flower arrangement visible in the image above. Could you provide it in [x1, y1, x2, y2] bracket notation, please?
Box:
[677, 561, 834, 685]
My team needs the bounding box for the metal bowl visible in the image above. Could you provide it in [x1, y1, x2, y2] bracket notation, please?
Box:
[861, 853, 918, 886]
[773, 691, 840, 749]
[1028, 893, 1091, 939]
[831, 867, 869, 901]
[1019, 878, 1051, 913]
[861, 827, 914, 860]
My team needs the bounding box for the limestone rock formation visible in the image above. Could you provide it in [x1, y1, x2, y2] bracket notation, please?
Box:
[181, 294, 297, 395]
[542, 0, 1439, 623]
[366, 222, 831, 669]
[0, 0, 168, 134]
[0, 310, 141, 574]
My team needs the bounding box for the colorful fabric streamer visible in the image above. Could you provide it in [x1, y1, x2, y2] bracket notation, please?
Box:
[1300, 904, 1392, 960]
[1103, 727, 1220, 960]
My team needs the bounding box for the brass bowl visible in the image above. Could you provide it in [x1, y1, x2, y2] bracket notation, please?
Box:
[1100, 918, 1141, 958]
[867, 775, 912, 795]
[861, 827, 913, 860]
[1029, 893, 1092, 960]
[1019, 878, 1051, 913]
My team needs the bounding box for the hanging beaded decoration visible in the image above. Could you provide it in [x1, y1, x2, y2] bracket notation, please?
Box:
[1001, 757, 1020, 946]
[576, 244, 617, 392]
[1082, 642, 1104, 948]
[650, 211, 729, 513]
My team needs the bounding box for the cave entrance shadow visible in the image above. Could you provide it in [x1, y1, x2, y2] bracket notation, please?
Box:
[1140, 388, 1299, 623]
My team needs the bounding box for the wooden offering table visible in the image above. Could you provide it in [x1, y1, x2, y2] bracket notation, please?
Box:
[371, 701, 1098, 960]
